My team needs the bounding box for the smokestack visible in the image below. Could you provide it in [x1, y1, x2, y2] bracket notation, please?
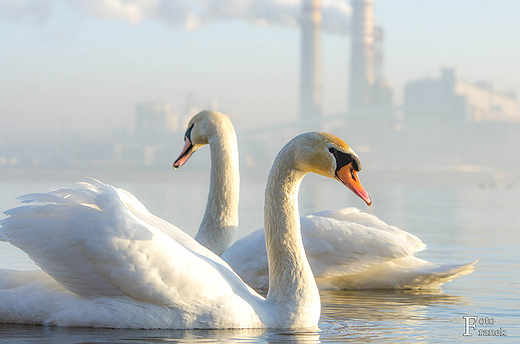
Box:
[300, 0, 322, 130]
[348, 0, 375, 112]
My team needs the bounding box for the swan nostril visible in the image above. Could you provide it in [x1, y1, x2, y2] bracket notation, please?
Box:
[350, 169, 357, 181]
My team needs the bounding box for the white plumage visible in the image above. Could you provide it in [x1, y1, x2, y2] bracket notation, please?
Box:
[1, 180, 263, 328]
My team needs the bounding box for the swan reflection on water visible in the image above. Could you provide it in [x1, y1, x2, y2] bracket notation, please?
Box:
[0, 289, 467, 343]
[321, 289, 468, 323]
[0, 323, 321, 344]
[320, 288, 469, 341]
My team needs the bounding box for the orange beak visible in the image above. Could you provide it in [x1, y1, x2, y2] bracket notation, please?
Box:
[336, 164, 372, 206]
[173, 137, 194, 169]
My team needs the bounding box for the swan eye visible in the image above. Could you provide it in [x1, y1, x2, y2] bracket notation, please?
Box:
[331, 149, 362, 174]
[185, 123, 194, 141]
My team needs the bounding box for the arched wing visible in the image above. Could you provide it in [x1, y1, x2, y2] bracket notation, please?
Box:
[302, 208, 426, 278]
[1, 181, 250, 306]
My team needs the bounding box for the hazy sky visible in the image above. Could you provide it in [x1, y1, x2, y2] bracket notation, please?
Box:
[1, 0, 519, 142]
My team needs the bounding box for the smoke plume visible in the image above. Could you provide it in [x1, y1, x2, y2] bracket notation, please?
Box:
[1, 0, 351, 34]
[0, 0, 54, 25]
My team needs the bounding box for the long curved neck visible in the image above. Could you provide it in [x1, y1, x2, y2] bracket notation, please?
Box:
[194, 125, 239, 256]
[264, 149, 320, 327]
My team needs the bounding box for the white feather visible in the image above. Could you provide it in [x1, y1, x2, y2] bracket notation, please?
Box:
[0, 181, 264, 328]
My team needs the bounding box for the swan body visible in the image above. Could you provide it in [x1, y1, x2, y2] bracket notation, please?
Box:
[174, 111, 476, 291]
[222, 208, 476, 291]
[0, 131, 363, 329]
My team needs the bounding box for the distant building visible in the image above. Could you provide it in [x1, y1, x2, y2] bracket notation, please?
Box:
[299, 0, 322, 130]
[371, 26, 393, 109]
[405, 68, 519, 124]
[135, 102, 178, 145]
[181, 93, 202, 130]
[348, 0, 393, 114]
[348, 0, 374, 112]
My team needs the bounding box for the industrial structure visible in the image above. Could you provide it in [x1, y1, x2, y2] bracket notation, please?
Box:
[298, 0, 393, 128]
[348, 0, 375, 112]
[135, 102, 178, 145]
[6, 1, 519, 172]
[290, 0, 519, 169]
[299, 0, 322, 130]
[405, 68, 519, 124]
[348, 0, 393, 115]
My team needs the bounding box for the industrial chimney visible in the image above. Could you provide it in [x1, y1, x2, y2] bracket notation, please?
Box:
[348, 0, 375, 112]
[300, 0, 322, 130]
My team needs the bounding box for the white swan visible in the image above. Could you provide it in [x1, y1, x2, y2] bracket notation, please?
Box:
[174, 111, 476, 291]
[0, 131, 366, 329]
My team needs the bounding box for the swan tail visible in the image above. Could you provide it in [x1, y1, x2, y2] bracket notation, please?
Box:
[405, 259, 478, 289]
[316, 259, 478, 290]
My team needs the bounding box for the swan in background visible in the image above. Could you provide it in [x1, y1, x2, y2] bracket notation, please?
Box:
[174, 111, 476, 291]
[174, 111, 240, 256]
[0, 132, 368, 329]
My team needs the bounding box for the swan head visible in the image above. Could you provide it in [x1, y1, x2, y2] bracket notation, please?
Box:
[289, 132, 372, 206]
[173, 110, 233, 169]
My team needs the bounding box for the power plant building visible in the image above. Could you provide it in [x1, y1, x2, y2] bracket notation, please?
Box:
[135, 102, 178, 145]
[348, 0, 375, 112]
[348, 0, 393, 115]
[405, 68, 519, 123]
[299, 0, 322, 129]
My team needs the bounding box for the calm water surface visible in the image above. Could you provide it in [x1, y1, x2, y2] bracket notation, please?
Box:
[0, 168, 518, 343]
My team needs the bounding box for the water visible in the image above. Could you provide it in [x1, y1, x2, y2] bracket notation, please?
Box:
[0, 168, 519, 343]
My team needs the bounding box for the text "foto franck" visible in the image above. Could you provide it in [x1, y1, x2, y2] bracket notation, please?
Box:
[463, 316, 507, 337]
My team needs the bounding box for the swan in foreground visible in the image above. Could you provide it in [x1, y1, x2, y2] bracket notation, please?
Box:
[174, 111, 476, 291]
[0, 132, 367, 329]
